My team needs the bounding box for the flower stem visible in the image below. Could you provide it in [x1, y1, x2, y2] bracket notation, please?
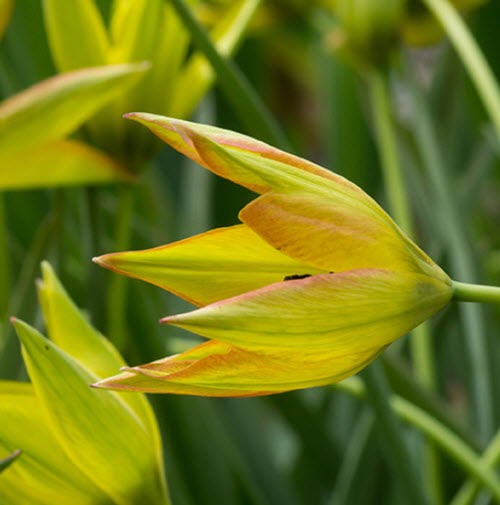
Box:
[421, 0, 500, 141]
[168, 0, 291, 151]
[335, 379, 500, 503]
[452, 281, 500, 304]
[450, 426, 500, 505]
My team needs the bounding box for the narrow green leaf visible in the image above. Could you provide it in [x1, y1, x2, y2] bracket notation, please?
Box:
[12, 319, 168, 505]
[168, 0, 290, 150]
[0, 381, 104, 505]
[0, 63, 148, 159]
[0, 139, 133, 190]
[42, 0, 108, 71]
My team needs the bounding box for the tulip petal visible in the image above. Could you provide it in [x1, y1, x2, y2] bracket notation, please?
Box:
[43, 0, 109, 71]
[12, 319, 167, 505]
[36, 262, 167, 498]
[0, 63, 147, 159]
[161, 269, 452, 354]
[125, 113, 364, 195]
[0, 382, 104, 505]
[240, 191, 443, 276]
[94, 224, 325, 306]
[0, 139, 132, 190]
[93, 339, 383, 397]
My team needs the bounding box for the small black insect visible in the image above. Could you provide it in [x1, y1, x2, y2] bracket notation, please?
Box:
[283, 274, 312, 281]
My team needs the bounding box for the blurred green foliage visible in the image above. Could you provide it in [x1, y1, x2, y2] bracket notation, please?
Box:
[1, 1, 500, 505]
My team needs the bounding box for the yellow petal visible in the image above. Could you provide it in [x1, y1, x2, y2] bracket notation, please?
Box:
[125, 113, 362, 195]
[94, 224, 325, 306]
[0, 63, 147, 160]
[0, 139, 132, 190]
[162, 269, 452, 354]
[43, 0, 109, 71]
[36, 262, 167, 497]
[93, 340, 383, 397]
[12, 319, 167, 505]
[240, 190, 444, 276]
[0, 382, 104, 505]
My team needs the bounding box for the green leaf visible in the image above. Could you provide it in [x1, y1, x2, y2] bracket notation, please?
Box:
[0, 63, 148, 160]
[0, 381, 105, 505]
[0, 139, 133, 190]
[12, 319, 168, 505]
[42, 0, 108, 71]
[0, 449, 21, 473]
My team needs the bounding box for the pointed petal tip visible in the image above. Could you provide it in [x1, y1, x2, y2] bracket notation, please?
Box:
[92, 254, 114, 269]
[90, 378, 109, 389]
[123, 112, 139, 120]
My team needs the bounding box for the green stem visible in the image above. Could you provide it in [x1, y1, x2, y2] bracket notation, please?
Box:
[86, 187, 104, 327]
[452, 281, 500, 304]
[106, 185, 135, 351]
[421, 0, 500, 141]
[168, 0, 291, 151]
[361, 363, 430, 505]
[0, 194, 11, 320]
[369, 70, 412, 234]
[408, 75, 494, 443]
[335, 379, 500, 503]
[329, 410, 374, 505]
[450, 427, 500, 505]
[369, 69, 440, 503]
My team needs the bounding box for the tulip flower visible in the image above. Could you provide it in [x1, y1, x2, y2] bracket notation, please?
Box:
[93, 114, 453, 397]
[0, 263, 169, 504]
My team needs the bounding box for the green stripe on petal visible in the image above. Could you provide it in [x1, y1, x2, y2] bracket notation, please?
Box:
[161, 269, 452, 354]
[94, 224, 325, 306]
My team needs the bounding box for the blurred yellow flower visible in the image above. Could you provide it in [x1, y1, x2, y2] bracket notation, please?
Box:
[0, 263, 169, 504]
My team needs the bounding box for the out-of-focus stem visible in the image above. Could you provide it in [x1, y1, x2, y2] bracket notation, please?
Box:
[105, 184, 135, 350]
[422, 0, 500, 141]
[168, 0, 290, 151]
